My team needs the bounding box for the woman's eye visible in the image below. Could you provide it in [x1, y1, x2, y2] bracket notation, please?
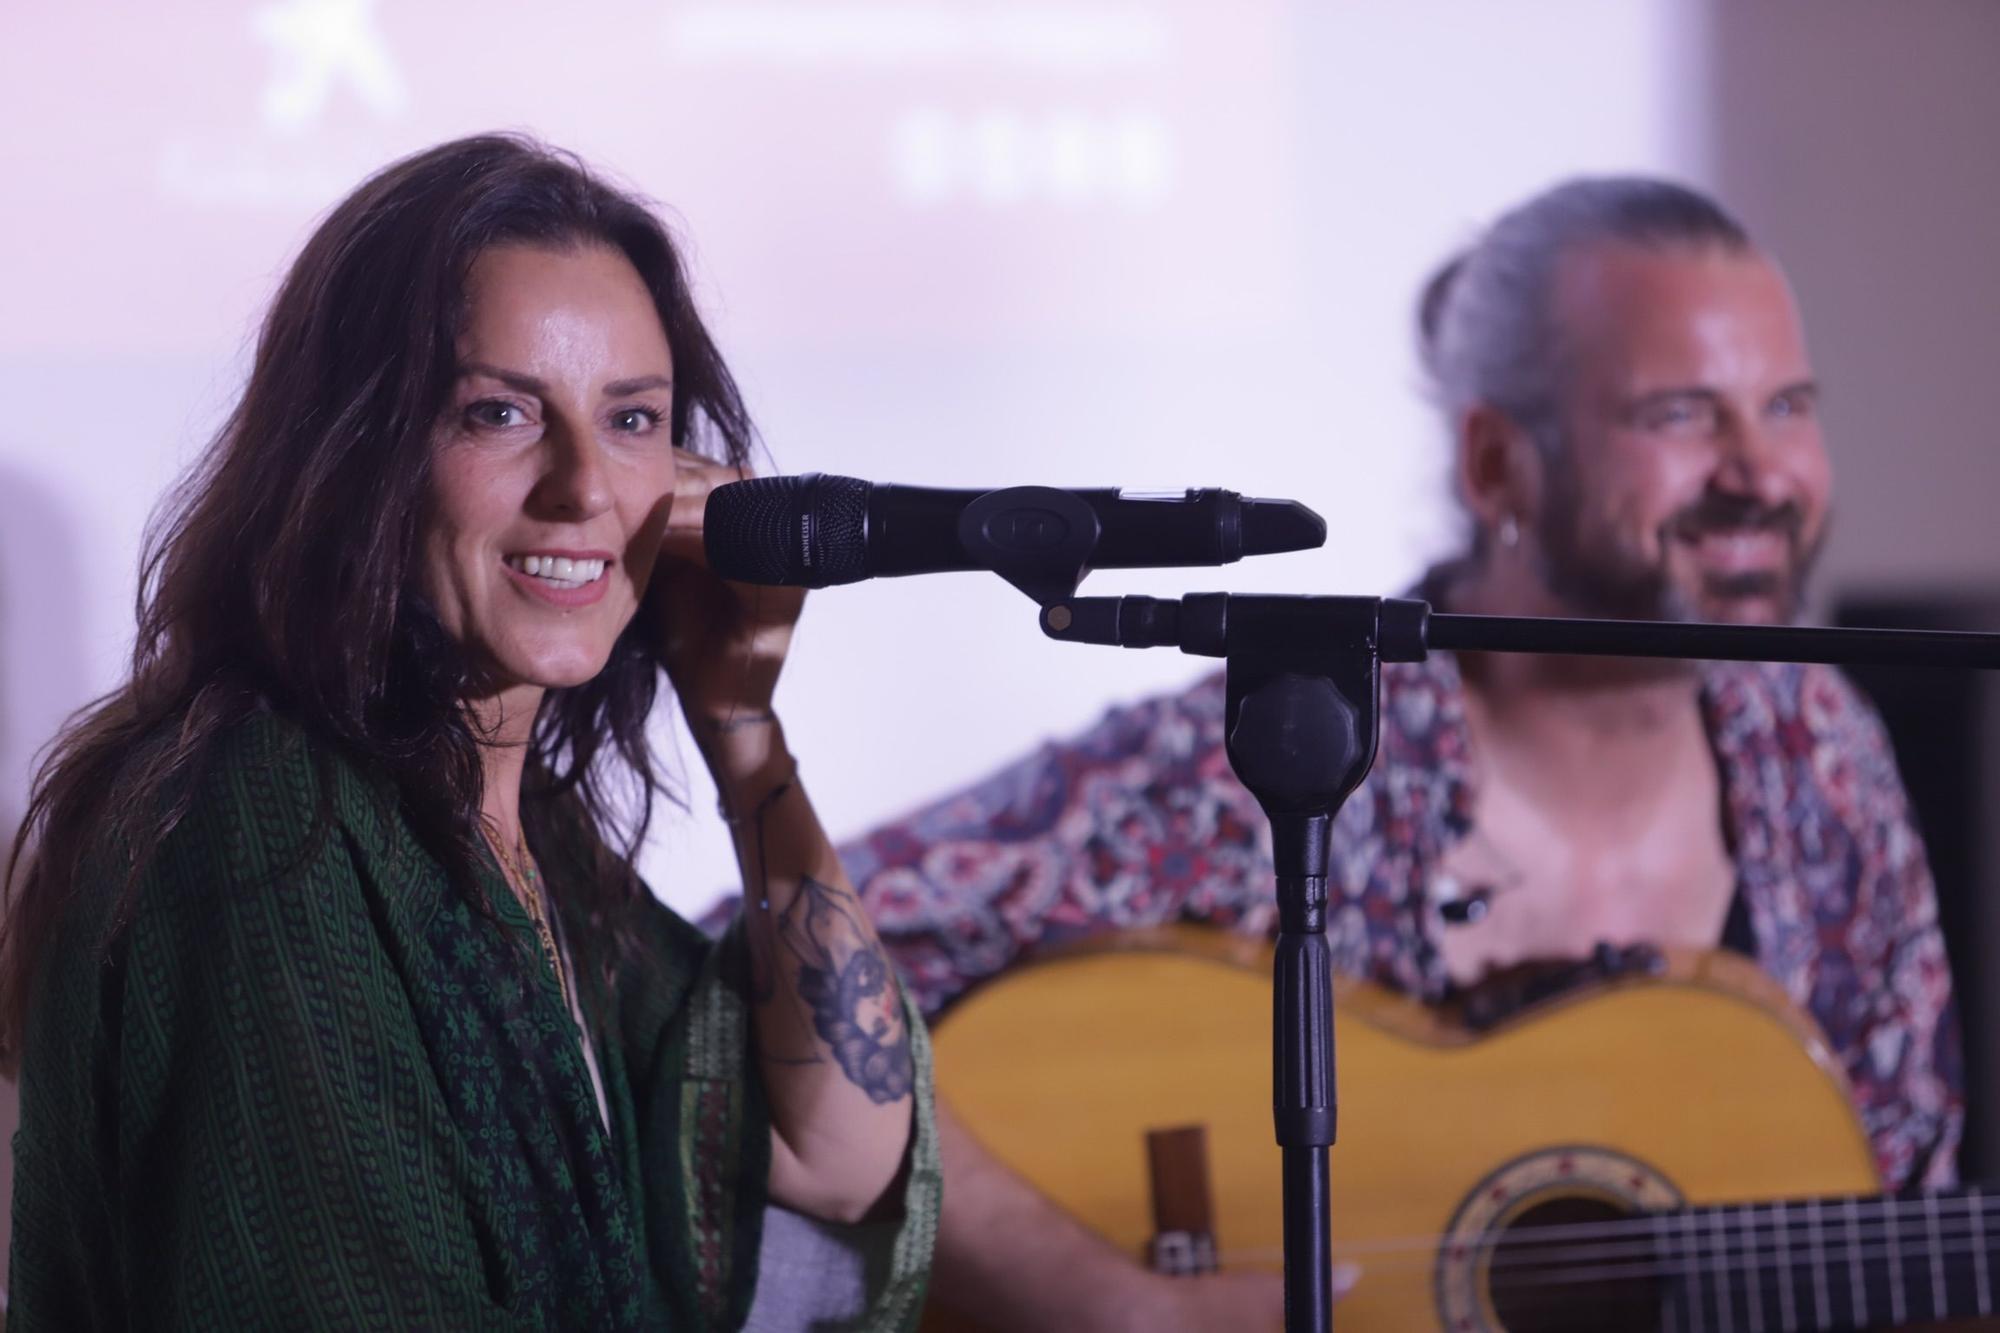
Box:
[610, 407, 664, 434]
[466, 400, 527, 429]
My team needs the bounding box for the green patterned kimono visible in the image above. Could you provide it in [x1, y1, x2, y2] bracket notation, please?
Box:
[8, 712, 939, 1330]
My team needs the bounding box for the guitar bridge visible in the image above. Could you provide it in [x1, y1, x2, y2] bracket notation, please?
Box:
[1145, 1125, 1220, 1277]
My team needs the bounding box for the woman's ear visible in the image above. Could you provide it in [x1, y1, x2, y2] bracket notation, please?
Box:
[1455, 405, 1546, 545]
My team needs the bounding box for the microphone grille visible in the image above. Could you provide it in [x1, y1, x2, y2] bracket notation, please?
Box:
[705, 473, 871, 587]
[810, 474, 870, 584]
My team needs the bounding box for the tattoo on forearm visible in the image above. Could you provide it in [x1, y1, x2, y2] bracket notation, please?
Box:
[772, 875, 914, 1104]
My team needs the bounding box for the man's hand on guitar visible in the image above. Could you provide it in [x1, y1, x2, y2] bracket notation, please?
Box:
[1130, 1266, 1320, 1333]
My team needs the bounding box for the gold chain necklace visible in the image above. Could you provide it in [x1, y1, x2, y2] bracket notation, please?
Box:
[491, 828, 573, 1016]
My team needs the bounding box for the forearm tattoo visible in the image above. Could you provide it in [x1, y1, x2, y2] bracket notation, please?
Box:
[772, 875, 914, 1104]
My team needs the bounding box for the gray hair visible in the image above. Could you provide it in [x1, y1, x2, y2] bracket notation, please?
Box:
[1418, 177, 1754, 459]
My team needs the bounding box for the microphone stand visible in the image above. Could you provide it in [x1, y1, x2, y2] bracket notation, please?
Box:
[1037, 592, 2000, 1333]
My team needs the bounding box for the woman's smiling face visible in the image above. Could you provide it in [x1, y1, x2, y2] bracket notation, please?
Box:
[423, 242, 678, 692]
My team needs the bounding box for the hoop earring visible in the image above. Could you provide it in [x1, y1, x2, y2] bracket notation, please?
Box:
[1497, 515, 1520, 550]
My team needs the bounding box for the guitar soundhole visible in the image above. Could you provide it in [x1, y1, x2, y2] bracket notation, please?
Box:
[1487, 1196, 1663, 1333]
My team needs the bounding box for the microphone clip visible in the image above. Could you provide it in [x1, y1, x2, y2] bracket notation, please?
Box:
[957, 486, 1103, 606]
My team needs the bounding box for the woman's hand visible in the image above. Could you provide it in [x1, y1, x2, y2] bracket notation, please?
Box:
[645, 447, 806, 735]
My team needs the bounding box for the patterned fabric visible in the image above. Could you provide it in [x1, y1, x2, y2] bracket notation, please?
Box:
[841, 652, 1963, 1194]
[9, 710, 940, 1331]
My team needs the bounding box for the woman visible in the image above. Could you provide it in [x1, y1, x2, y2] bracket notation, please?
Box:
[1, 134, 936, 1330]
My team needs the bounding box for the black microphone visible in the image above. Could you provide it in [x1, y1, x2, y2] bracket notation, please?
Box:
[704, 473, 1326, 588]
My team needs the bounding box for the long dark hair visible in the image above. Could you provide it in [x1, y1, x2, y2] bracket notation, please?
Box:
[0, 134, 753, 1063]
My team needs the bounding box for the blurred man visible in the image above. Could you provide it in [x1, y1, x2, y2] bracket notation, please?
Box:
[841, 178, 1962, 1331]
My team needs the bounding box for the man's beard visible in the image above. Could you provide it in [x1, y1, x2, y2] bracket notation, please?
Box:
[1535, 471, 1823, 625]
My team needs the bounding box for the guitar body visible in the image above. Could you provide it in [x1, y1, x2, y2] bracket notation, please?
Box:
[925, 928, 1880, 1332]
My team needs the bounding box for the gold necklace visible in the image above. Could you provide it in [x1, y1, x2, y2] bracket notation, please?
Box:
[492, 828, 573, 1016]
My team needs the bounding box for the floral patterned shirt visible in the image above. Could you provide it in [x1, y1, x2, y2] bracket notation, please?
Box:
[840, 652, 1963, 1192]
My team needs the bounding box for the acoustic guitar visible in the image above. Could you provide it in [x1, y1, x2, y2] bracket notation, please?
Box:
[924, 927, 1995, 1331]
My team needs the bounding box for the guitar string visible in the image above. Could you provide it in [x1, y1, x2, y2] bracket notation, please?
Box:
[1308, 1223, 2000, 1273]
[1215, 1230, 2000, 1296]
[1496, 1200, 2000, 1264]
[1227, 1223, 2000, 1268]
[1210, 1198, 2000, 1272]
[1218, 1231, 2000, 1298]
[1447, 1231, 2000, 1292]
[1253, 1192, 2000, 1256]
